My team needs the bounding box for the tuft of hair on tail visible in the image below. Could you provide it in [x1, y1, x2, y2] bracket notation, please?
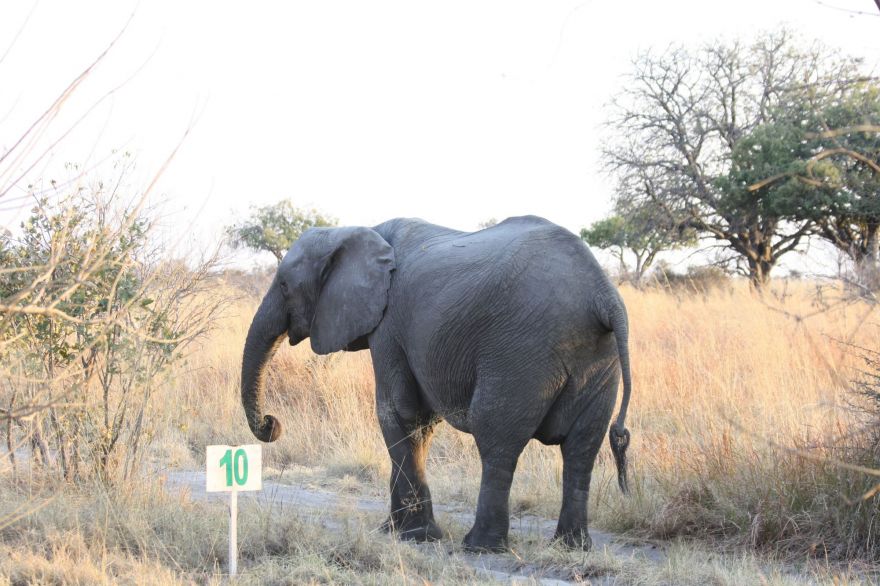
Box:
[609, 422, 630, 494]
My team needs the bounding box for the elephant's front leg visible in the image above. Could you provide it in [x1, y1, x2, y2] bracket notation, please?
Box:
[373, 351, 443, 542]
[377, 409, 443, 541]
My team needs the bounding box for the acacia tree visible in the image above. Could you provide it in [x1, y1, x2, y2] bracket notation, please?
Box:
[226, 199, 337, 263]
[604, 31, 865, 287]
[581, 198, 693, 284]
[732, 83, 880, 286]
[807, 85, 880, 274]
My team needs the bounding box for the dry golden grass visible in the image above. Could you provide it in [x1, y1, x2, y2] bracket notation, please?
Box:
[610, 284, 878, 554]
[175, 278, 880, 556]
[0, 473, 494, 585]
[3, 277, 880, 583]
[6, 471, 865, 585]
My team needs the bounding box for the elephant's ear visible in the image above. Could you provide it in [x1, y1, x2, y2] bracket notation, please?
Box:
[310, 227, 395, 355]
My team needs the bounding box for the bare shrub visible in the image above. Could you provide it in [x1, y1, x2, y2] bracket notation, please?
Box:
[0, 174, 223, 483]
[216, 267, 275, 298]
[649, 263, 733, 295]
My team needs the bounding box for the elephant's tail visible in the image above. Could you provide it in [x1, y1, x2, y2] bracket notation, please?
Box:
[600, 293, 632, 495]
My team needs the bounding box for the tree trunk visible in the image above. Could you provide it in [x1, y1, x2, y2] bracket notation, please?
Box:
[858, 221, 880, 289]
[31, 415, 50, 468]
[614, 248, 628, 283]
[866, 221, 879, 264]
[633, 251, 645, 287]
[637, 248, 660, 288]
[747, 257, 774, 290]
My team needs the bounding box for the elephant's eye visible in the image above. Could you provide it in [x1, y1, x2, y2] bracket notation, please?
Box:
[279, 281, 289, 295]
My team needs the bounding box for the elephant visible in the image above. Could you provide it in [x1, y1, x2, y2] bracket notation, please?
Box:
[240, 215, 632, 552]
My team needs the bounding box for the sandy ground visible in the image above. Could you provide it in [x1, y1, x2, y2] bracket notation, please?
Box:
[163, 469, 665, 585]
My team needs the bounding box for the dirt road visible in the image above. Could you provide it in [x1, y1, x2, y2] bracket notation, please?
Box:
[163, 469, 664, 585]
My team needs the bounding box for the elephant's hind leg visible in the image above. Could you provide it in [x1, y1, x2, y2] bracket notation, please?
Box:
[463, 378, 553, 553]
[462, 443, 527, 552]
[554, 379, 617, 550]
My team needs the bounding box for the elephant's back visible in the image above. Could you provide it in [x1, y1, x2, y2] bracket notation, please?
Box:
[384, 216, 613, 416]
[392, 215, 608, 313]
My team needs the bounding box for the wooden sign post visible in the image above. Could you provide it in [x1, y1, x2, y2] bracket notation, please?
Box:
[206, 444, 262, 577]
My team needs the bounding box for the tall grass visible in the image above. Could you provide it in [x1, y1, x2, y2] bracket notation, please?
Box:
[3, 276, 879, 582]
[0, 472, 490, 585]
[173, 278, 879, 560]
[611, 285, 878, 558]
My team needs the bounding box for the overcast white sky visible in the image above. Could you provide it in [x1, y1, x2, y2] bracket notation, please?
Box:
[1, 1, 878, 265]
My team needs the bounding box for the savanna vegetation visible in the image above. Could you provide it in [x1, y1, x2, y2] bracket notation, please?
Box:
[1, 24, 880, 586]
[590, 30, 880, 290]
[3, 273, 879, 583]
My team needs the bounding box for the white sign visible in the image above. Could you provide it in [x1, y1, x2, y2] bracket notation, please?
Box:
[206, 444, 263, 577]
[206, 444, 262, 492]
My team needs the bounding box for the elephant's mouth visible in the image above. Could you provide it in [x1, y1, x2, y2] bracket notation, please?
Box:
[287, 315, 308, 346]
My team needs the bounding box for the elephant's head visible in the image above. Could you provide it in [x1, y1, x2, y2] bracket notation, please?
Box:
[240, 226, 395, 442]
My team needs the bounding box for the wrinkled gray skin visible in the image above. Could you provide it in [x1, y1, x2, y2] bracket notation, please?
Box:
[241, 216, 632, 552]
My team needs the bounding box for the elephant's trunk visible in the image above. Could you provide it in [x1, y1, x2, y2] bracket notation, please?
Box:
[241, 284, 287, 442]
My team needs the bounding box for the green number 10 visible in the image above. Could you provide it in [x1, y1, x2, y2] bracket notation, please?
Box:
[219, 448, 248, 487]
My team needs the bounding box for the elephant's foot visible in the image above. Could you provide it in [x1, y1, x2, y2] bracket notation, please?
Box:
[380, 516, 445, 542]
[553, 527, 593, 551]
[462, 526, 508, 553]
